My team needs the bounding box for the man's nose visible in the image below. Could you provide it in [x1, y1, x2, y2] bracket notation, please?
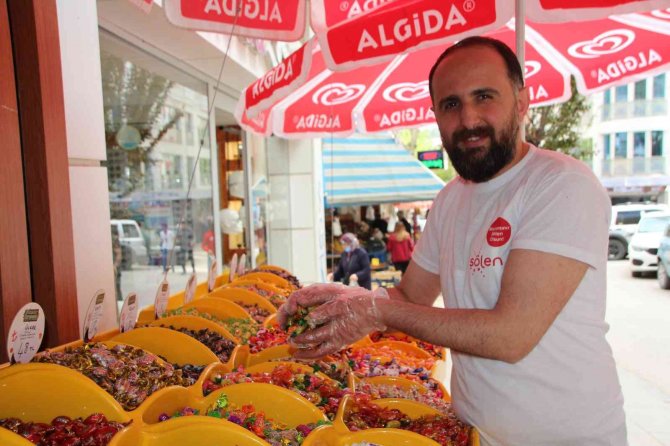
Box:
[459, 103, 481, 128]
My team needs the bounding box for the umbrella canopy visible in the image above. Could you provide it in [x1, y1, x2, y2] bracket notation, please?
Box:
[236, 11, 670, 138]
[162, 0, 669, 70]
[322, 135, 445, 207]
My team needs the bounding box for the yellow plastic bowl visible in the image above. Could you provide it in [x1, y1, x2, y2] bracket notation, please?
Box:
[353, 375, 451, 403]
[0, 362, 130, 423]
[247, 344, 295, 366]
[182, 297, 253, 321]
[225, 280, 290, 298]
[245, 361, 336, 385]
[236, 272, 292, 291]
[204, 382, 327, 427]
[258, 264, 293, 275]
[111, 327, 219, 366]
[149, 315, 239, 344]
[109, 415, 268, 446]
[207, 288, 277, 313]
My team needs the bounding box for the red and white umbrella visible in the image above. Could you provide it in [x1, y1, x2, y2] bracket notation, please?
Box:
[162, 1, 669, 70]
[236, 11, 670, 138]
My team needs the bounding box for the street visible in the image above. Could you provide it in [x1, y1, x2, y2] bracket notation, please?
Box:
[606, 260, 670, 445]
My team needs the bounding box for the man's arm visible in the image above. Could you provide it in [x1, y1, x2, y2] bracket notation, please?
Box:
[387, 261, 442, 307]
[379, 249, 588, 363]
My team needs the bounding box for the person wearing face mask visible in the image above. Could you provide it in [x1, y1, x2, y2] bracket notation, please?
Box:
[328, 233, 371, 290]
[279, 36, 625, 445]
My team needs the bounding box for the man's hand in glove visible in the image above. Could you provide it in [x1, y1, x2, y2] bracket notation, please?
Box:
[276, 282, 352, 329]
[279, 285, 389, 359]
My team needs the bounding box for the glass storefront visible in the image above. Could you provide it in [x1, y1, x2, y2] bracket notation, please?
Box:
[100, 32, 216, 310]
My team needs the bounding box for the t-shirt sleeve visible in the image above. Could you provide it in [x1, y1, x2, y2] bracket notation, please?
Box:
[412, 189, 447, 274]
[511, 171, 610, 269]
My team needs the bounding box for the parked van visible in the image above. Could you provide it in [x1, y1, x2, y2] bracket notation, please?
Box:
[110, 219, 148, 269]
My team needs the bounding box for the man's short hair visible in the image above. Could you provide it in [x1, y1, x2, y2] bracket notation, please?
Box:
[428, 36, 524, 101]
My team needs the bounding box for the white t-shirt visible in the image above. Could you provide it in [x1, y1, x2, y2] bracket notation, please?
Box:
[160, 229, 175, 250]
[413, 146, 626, 445]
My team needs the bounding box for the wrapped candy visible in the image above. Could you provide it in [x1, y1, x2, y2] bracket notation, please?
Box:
[0, 414, 128, 446]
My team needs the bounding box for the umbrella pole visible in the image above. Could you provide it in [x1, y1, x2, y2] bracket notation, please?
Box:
[515, 0, 526, 141]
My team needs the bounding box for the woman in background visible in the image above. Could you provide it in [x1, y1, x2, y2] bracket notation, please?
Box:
[328, 233, 371, 289]
[386, 222, 414, 275]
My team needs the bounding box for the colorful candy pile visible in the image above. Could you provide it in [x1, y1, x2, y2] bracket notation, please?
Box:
[160, 394, 329, 446]
[347, 345, 435, 383]
[202, 364, 348, 419]
[370, 331, 445, 360]
[355, 382, 450, 414]
[248, 327, 289, 354]
[0, 414, 128, 446]
[235, 302, 272, 324]
[165, 308, 259, 344]
[345, 394, 470, 446]
[159, 326, 236, 363]
[32, 343, 194, 410]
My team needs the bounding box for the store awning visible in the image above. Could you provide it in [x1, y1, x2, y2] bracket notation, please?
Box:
[322, 135, 445, 207]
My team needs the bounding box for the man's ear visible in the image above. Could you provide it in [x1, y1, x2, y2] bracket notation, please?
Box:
[517, 86, 530, 118]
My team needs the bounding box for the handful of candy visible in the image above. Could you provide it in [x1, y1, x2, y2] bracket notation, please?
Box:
[345, 394, 471, 446]
[0, 414, 128, 446]
[285, 306, 315, 338]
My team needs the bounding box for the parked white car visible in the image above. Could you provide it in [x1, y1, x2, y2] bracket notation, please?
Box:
[609, 203, 669, 260]
[110, 219, 148, 268]
[629, 211, 670, 277]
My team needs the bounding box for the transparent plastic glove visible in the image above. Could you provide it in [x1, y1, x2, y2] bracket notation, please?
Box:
[290, 287, 390, 359]
[276, 282, 352, 329]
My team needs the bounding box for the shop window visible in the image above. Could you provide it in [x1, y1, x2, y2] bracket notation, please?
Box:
[653, 74, 665, 99]
[614, 132, 627, 158]
[633, 132, 645, 157]
[652, 131, 664, 156]
[100, 32, 214, 307]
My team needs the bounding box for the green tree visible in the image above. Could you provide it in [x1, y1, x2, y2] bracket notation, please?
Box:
[395, 128, 454, 182]
[102, 51, 181, 196]
[525, 77, 593, 161]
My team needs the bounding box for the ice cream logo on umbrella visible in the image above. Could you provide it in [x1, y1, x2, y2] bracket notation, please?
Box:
[524, 60, 542, 79]
[568, 29, 635, 59]
[382, 81, 430, 103]
[312, 82, 366, 105]
[650, 8, 670, 20]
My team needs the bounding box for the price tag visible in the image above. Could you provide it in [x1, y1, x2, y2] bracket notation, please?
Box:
[119, 292, 139, 333]
[184, 273, 197, 304]
[82, 290, 105, 342]
[7, 303, 45, 364]
[154, 280, 170, 319]
[237, 253, 247, 275]
[208, 260, 218, 292]
[229, 253, 238, 282]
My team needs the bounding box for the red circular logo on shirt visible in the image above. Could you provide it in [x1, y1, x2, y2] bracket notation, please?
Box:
[487, 217, 512, 247]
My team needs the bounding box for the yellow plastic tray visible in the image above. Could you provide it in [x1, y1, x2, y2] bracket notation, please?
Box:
[149, 314, 239, 344]
[354, 375, 451, 403]
[258, 264, 293, 275]
[262, 313, 279, 328]
[183, 297, 254, 321]
[109, 415, 268, 446]
[111, 327, 219, 366]
[246, 344, 296, 366]
[207, 287, 277, 313]
[237, 272, 292, 291]
[225, 279, 290, 297]
[245, 361, 336, 386]
[372, 330, 448, 360]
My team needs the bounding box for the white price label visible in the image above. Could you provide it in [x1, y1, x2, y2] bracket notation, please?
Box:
[7, 303, 45, 364]
[83, 290, 105, 342]
[154, 280, 170, 319]
[229, 253, 239, 282]
[119, 292, 139, 333]
[208, 260, 218, 292]
[184, 273, 197, 304]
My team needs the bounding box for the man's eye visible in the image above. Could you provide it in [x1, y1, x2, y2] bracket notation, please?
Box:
[443, 101, 458, 110]
[478, 94, 492, 101]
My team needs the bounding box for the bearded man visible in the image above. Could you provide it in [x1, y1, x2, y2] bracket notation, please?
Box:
[278, 37, 627, 445]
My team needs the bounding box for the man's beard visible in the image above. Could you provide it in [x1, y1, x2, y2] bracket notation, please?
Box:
[442, 115, 518, 183]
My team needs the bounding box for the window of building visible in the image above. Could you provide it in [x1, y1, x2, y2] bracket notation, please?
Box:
[615, 85, 628, 102]
[199, 158, 212, 186]
[633, 132, 645, 157]
[634, 80, 646, 100]
[652, 131, 664, 156]
[603, 89, 611, 104]
[653, 74, 665, 99]
[603, 134, 611, 160]
[615, 132, 627, 158]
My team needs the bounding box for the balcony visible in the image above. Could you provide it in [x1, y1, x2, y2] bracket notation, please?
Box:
[598, 156, 668, 178]
[601, 99, 667, 121]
